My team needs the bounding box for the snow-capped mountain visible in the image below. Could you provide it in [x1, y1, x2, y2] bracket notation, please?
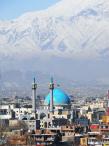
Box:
[0, 0, 109, 59]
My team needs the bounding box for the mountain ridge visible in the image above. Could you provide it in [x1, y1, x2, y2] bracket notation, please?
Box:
[0, 0, 109, 59]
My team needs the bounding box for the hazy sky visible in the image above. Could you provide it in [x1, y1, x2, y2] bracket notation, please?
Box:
[0, 0, 60, 20]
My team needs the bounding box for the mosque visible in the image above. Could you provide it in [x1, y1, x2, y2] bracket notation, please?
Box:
[31, 77, 73, 129]
[0, 77, 73, 130]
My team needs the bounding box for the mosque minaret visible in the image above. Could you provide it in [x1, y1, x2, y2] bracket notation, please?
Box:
[32, 78, 37, 117]
[49, 77, 54, 113]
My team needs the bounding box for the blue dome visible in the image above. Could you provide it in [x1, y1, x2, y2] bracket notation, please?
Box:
[44, 88, 70, 105]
